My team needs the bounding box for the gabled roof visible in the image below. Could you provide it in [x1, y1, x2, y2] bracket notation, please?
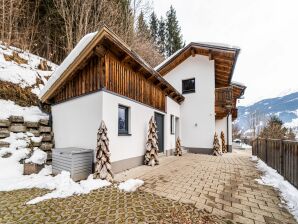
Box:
[40, 26, 184, 103]
[155, 42, 241, 87]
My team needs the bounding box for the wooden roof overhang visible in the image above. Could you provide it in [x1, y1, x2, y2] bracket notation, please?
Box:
[40, 26, 184, 104]
[232, 82, 246, 100]
[156, 42, 240, 87]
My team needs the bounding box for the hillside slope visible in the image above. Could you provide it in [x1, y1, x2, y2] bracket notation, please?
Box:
[236, 92, 298, 136]
[0, 44, 56, 120]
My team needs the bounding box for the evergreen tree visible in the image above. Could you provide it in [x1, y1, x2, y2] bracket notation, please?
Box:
[157, 16, 166, 55]
[137, 11, 150, 39]
[165, 5, 184, 57]
[149, 12, 158, 43]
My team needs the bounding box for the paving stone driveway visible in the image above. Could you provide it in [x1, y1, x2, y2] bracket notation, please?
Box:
[0, 183, 229, 224]
[115, 150, 297, 224]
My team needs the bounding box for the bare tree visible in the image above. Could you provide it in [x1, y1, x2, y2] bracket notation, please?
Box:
[232, 123, 242, 140]
[247, 110, 265, 139]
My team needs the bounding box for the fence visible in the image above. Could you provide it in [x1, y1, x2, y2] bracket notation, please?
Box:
[252, 138, 298, 189]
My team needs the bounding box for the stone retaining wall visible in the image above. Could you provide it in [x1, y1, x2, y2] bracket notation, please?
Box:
[0, 116, 54, 161]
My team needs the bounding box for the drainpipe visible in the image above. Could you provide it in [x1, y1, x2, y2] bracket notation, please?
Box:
[227, 113, 230, 152]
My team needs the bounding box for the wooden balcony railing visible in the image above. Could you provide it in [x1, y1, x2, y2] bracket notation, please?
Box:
[215, 87, 233, 107]
[231, 108, 238, 120]
[215, 87, 234, 119]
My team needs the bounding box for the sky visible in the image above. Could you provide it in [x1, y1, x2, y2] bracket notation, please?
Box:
[153, 0, 298, 106]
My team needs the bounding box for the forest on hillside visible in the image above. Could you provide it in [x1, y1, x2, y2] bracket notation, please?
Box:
[0, 0, 184, 66]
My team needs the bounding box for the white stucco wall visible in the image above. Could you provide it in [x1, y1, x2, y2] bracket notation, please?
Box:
[215, 117, 227, 148]
[52, 91, 103, 150]
[52, 90, 181, 162]
[163, 55, 215, 149]
[215, 115, 233, 147]
[164, 96, 181, 151]
[101, 91, 160, 162]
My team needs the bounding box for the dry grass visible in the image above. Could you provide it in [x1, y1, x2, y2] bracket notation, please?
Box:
[0, 81, 39, 107]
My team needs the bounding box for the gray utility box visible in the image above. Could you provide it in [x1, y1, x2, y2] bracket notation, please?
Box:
[52, 148, 94, 181]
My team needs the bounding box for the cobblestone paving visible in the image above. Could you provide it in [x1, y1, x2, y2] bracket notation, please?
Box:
[115, 150, 297, 224]
[0, 186, 230, 224]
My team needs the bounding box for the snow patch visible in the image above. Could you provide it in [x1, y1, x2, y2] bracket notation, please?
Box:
[26, 172, 111, 204]
[253, 157, 298, 221]
[0, 44, 56, 95]
[25, 149, 47, 165]
[118, 179, 144, 192]
[0, 100, 48, 122]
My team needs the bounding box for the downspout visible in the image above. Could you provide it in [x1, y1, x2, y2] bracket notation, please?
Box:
[227, 112, 231, 152]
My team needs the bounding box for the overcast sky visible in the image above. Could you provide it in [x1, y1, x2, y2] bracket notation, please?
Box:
[153, 0, 298, 106]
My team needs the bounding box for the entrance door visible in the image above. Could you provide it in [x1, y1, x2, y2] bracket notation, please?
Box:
[154, 112, 164, 153]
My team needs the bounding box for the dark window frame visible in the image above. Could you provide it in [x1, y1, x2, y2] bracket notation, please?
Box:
[118, 105, 129, 135]
[182, 78, 195, 94]
[170, 115, 175, 135]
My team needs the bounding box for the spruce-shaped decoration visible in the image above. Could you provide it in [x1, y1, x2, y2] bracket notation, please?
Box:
[144, 117, 159, 166]
[175, 137, 182, 156]
[213, 132, 222, 156]
[94, 121, 113, 181]
[221, 131, 227, 153]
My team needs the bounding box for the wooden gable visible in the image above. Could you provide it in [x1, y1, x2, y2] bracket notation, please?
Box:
[41, 26, 184, 112]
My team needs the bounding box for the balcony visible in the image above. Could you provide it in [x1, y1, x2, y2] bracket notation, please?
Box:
[215, 87, 233, 119]
[231, 108, 238, 121]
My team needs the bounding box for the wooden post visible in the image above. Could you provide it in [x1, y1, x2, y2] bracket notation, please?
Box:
[265, 138, 268, 163]
[279, 140, 283, 175]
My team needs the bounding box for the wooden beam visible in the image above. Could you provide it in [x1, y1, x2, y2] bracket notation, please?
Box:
[121, 54, 130, 63]
[191, 48, 196, 57]
[147, 75, 156, 81]
[216, 68, 230, 75]
[213, 56, 234, 66]
[208, 50, 213, 60]
[94, 45, 106, 57]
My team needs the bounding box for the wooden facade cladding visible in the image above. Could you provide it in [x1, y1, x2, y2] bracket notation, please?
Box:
[53, 56, 102, 103]
[104, 52, 165, 112]
[52, 51, 166, 112]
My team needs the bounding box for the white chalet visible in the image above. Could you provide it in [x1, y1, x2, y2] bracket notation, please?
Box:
[40, 26, 246, 173]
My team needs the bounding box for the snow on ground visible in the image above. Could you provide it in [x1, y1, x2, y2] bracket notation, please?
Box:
[118, 179, 144, 192]
[25, 149, 47, 165]
[0, 100, 48, 122]
[0, 132, 43, 179]
[240, 143, 252, 149]
[26, 172, 111, 205]
[0, 44, 57, 96]
[252, 156, 298, 221]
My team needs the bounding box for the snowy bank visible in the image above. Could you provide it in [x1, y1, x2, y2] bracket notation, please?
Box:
[0, 44, 56, 96]
[0, 100, 48, 122]
[252, 156, 298, 221]
[118, 179, 144, 192]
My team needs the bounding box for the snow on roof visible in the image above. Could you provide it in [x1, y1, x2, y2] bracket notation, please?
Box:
[154, 47, 184, 71]
[39, 32, 98, 99]
[155, 41, 240, 71]
[232, 81, 246, 88]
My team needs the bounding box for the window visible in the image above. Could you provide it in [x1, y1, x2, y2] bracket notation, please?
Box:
[170, 115, 175, 134]
[182, 78, 195, 94]
[118, 105, 129, 135]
